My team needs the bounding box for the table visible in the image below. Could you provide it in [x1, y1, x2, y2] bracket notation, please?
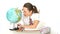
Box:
[12, 30, 41, 34]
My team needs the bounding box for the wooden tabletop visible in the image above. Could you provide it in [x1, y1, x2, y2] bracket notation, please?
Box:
[11, 30, 41, 34]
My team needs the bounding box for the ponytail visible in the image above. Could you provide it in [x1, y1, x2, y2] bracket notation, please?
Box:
[33, 5, 39, 13]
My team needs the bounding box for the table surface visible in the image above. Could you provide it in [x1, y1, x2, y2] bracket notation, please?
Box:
[12, 30, 41, 34]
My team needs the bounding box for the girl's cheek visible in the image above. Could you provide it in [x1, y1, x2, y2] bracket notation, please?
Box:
[23, 12, 29, 16]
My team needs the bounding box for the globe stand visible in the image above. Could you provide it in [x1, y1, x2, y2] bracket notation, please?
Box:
[6, 8, 22, 31]
[9, 23, 19, 31]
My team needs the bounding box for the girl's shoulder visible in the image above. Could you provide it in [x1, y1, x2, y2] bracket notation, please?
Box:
[31, 13, 39, 18]
[32, 13, 39, 16]
[31, 13, 40, 21]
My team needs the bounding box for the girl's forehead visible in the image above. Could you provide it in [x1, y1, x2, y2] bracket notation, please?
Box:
[22, 7, 29, 11]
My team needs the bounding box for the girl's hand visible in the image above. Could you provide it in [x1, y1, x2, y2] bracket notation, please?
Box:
[17, 24, 24, 31]
[17, 24, 24, 29]
[17, 24, 21, 26]
[17, 24, 21, 28]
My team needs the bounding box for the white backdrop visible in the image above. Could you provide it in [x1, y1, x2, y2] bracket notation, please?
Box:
[0, 0, 60, 34]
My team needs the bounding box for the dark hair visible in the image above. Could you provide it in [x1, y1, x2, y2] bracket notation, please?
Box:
[23, 3, 39, 13]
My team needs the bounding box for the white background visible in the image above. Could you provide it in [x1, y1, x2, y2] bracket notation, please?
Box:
[0, 0, 60, 34]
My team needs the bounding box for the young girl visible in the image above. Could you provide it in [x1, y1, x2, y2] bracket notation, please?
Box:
[17, 3, 40, 31]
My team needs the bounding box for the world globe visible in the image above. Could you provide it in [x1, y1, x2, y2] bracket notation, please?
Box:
[6, 8, 22, 23]
[6, 8, 22, 30]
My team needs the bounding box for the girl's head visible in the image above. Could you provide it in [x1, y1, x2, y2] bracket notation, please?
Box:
[23, 3, 38, 17]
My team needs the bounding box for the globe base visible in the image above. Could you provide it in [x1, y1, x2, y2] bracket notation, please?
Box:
[9, 27, 19, 31]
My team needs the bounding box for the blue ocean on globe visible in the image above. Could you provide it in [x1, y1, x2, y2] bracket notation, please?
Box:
[6, 8, 22, 23]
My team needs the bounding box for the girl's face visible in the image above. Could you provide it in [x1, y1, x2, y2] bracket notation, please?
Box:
[22, 7, 32, 17]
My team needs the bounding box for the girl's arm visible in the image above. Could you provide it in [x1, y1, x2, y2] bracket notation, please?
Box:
[21, 20, 39, 29]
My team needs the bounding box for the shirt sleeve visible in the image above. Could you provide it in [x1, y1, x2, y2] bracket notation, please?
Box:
[31, 13, 40, 21]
